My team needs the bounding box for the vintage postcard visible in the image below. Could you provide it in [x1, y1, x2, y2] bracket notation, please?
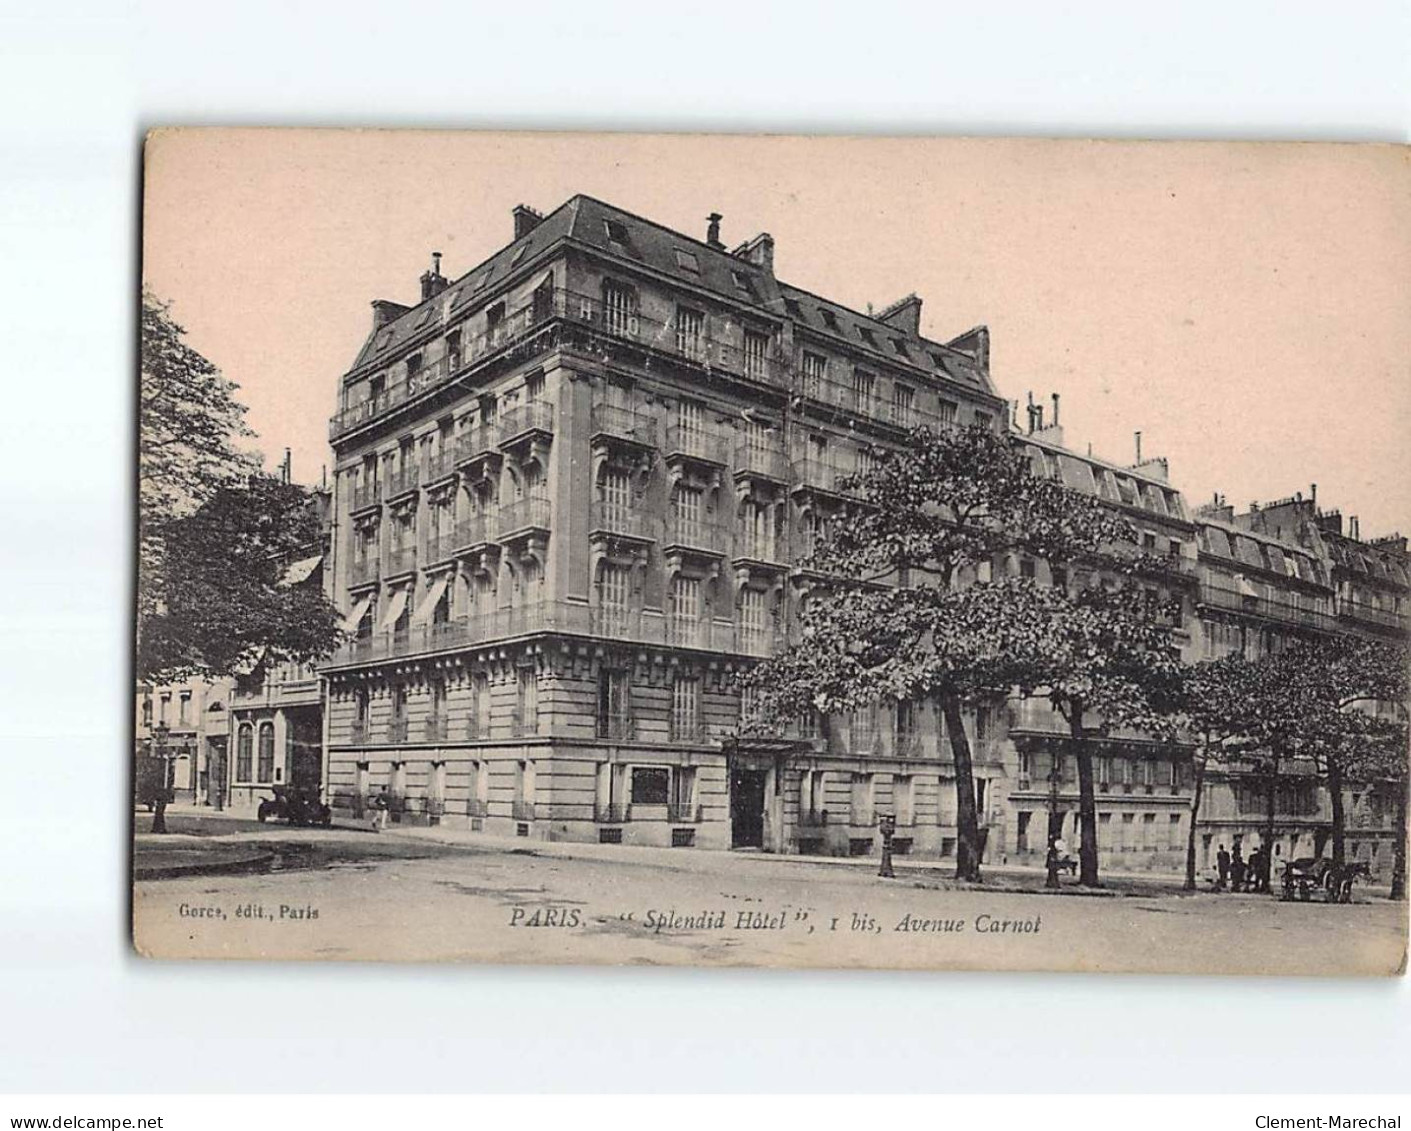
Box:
[134, 130, 1409, 974]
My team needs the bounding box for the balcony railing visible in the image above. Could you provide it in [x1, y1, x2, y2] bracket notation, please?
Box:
[733, 536, 785, 567]
[734, 441, 788, 482]
[1337, 598, 1407, 631]
[665, 424, 727, 465]
[386, 546, 417, 576]
[388, 717, 409, 744]
[498, 400, 554, 447]
[349, 559, 380, 587]
[595, 803, 630, 824]
[424, 716, 447, 742]
[457, 422, 501, 465]
[327, 601, 769, 666]
[351, 482, 382, 511]
[894, 731, 924, 758]
[591, 503, 652, 541]
[499, 497, 551, 538]
[792, 457, 862, 498]
[424, 533, 455, 565]
[667, 802, 702, 824]
[1198, 584, 1339, 632]
[665, 517, 726, 555]
[591, 403, 657, 448]
[423, 447, 457, 482]
[511, 801, 537, 821]
[453, 512, 499, 550]
[385, 464, 419, 498]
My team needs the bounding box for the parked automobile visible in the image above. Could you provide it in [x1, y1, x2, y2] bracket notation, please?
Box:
[256, 784, 332, 827]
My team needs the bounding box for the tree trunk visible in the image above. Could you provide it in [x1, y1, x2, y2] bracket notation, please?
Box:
[1327, 756, 1346, 869]
[941, 690, 983, 883]
[1263, 753, 1279, 874]
[1390, 779, 1406, 901]
[1071, 703, 1100, 887]
[1184, 746, 1208, 892]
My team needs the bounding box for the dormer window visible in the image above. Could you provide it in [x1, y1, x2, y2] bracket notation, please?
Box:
[891, 338, 910, 359]
[470, 271, 490, 293]
[510, 244, 529, 266]
[784, 297, 803, 318]
[731, 269, 756, 298]
[820, 309, 840, 331]
[604, 218, 631, 245]
[674, 248, 700, 274]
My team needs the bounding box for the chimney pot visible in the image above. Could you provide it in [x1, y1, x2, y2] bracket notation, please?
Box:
[1134, 431, 1143, 464]
[512, 204, 543, 240]
[706, 212, 723, 249]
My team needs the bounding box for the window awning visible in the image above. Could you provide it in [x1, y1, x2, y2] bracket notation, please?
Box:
[280, 554, 323, 588]
[339, 593, 375, 634]
[376, 585, 411, 632]
[409, 573, 451, 627]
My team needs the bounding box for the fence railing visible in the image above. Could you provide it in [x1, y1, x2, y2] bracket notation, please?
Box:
[1337, 598, 1407, 631]
[591, 503, 651, 541]
[456, 422, 501, 465]
[665, 518, 726, 554]
[498, 497, 552, 537]
[665, 423, 727, 465]
[453, 512, 499, 550]
[734, 441, 789, 482]
[351, 482, 382, 511]
[385, 464, 419, 498]
[590, 403, 658, 448]
[498, 400, 554, 445]
[1198, 584, 1339, 632]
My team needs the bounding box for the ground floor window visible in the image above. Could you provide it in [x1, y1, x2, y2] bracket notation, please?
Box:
[631, 766, 669, 806]
[257, 722, 275, 783]
[236, 724, 253, 782]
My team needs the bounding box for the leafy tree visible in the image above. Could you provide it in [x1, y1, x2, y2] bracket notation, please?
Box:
[138, 475, 342, 682]
[741, 424, 1151, 883]
[139, 291, 256, 627]
[1177, 655, 1262, 890]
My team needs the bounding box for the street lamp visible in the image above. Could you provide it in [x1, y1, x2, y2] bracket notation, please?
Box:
[878, 813, 897, 878]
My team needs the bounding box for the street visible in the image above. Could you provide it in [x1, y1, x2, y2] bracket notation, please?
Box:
[132, 813, 1407, 975]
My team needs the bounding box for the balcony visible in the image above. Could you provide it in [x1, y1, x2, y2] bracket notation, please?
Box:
[664, 517, 726, 559]
[497, 400, 554, 449]
[512, 801, 537, 821]
[498, 497, 552, 541]
[456, 423, 501, 468]
[424, 533, 455, 566]
[350, 482, 382, 512]
[665, 617, 734, 652]
[595, 803, 630, 824]
[736, 625, 775, 658]
[590, 403, 657, 449]
[894, 731, 924, 759]
[590, 503, 653, 544]
[388, 717, 409, 744]
[1337, 598, 1407, 632]
[423, 447, 457, 484]
[386, 545, 417, 578]
[424, 716, 448, 743]
[732, 536, 786, 572]
[453, 512, 499, 553]
[791, 457, 862, 499]
[349, 559, 380, 588]
[667, 802, 702, 824]
[665, 424, 727, 467]
[1198, 584, 1338, 632]
[734, 441, 789, 484]
[385, 463, 419, 500]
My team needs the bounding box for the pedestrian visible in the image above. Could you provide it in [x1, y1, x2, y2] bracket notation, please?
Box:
[1231, 843, 1247, 892]
[1247, 846, 1264, 893]
[373, 786, 390, 832]
[1216, 843, 1230, 891]
[1045, 838, 1061, 889]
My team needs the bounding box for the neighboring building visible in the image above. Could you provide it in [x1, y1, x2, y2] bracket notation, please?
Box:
[135, 677, 234, 806]
[228, 475, 333, 812]
[321, 195, 1006, 846]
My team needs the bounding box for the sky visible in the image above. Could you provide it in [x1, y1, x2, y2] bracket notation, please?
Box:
[143, 130, 1411, 537]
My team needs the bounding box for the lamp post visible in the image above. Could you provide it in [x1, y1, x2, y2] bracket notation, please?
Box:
[878, 812, 897, 878]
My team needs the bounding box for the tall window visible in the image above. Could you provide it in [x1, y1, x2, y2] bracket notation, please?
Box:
[743, 501, 773, 559]
[178, 692, 190, 725]
[673, 485, 702, 540]
[676, 307, 705, 359]
[597, 668, 631, 739]
[852, 369, 875, 415]
[471, 672, 490, 738]
[743, 329, 769, 379]
[802, 351, 826, 398]
[159, 694, 170, 725]
[256, 722, 275, 783]
[516, 667, 538, 735]
[671, 675, 701, 741]
[851, 705, 876, 753]
[740, 589, 768, 653]
[743, 419, 772, 456]
[600, 469, 631, 526]
[671, 575, 701, 642]
[676, 398, 704, 446]
[236, 724, 253, 782]
[891, 383, 915, 428]
[602, 280, 638, 337]
[599, 563, 631, 635]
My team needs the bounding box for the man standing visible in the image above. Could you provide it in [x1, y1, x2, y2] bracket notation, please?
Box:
[1216, 843, 1231, 891]
[1231, 843, 1247, 892]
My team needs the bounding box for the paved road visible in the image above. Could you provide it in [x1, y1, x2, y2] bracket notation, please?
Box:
[133, 819, 1407, 976]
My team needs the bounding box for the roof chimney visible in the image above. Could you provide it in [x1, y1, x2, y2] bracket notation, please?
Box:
[420, 252, 448, 302]
[706, 212, 724, 250]
[877, 294, 922, 336]
[1134, 431, 1143, 464]
[371, 299, 410, 330]
[1051, 393, 1060, 429]
[512, 204, 543, 240]
[281, 448, 292, 484]
[732, 232, 775, 272]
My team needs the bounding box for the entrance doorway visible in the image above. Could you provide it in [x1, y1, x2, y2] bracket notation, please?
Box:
[730, 766, 767, 848]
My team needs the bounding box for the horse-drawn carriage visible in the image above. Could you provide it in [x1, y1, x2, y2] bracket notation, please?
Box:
[1279, 856, 1370, 903]
[256, 784, 332, 827]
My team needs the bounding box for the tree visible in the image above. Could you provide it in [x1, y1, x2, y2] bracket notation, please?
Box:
[740, 424, 1145, 883]
[975, 579, 1187, 887]
[138, 475, 343, 682]
[139, 291, 256, 629]
[1177, 655, 1262, 891]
